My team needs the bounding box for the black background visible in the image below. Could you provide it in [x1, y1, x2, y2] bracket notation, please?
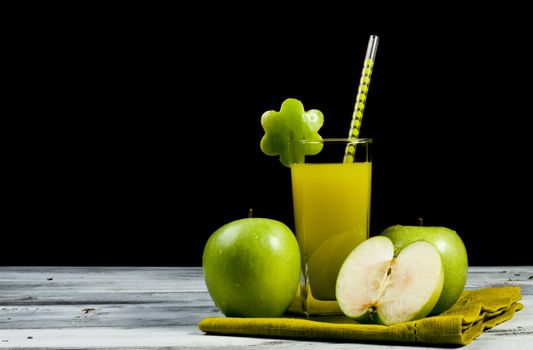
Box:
[4, 7, 531, 266]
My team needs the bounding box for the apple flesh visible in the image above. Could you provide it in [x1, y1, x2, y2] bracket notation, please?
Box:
[381, 225, 468, 314]
[336, 236, 444, 326]
[202, 218, 300, 317]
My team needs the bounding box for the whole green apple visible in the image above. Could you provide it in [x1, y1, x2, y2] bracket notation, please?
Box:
[202, 218, 300, 317]
[381, 225, 468, 315]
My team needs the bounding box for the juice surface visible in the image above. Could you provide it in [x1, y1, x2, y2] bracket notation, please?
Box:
[291, 162, 371, 300]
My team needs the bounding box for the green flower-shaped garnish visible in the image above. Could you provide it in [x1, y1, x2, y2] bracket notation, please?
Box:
[260, 98, 324, 167]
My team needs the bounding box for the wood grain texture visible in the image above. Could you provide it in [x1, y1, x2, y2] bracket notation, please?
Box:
[1, 266, 532, 349]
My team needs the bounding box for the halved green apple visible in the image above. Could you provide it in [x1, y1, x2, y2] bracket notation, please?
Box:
[336, 236, 444, 325]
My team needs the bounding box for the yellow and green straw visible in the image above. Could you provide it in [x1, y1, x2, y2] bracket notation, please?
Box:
[344, 35, 379, 163]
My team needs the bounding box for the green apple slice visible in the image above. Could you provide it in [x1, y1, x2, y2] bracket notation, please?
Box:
[260, 98, 324, 167]
[336, 236, 444, 326]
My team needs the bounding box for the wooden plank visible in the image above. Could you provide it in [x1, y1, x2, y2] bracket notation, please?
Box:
[0, 266, 531, 349]
[1, 323, 533, 349]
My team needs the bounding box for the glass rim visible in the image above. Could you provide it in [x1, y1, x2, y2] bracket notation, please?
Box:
[290, 138, 372, 145]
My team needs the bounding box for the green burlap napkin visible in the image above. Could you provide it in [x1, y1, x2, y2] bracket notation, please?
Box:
[199, 286, 523, 346]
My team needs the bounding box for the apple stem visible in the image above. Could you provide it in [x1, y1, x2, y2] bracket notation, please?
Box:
[248, 208, 253, 218]
[418, 217, 423, 226]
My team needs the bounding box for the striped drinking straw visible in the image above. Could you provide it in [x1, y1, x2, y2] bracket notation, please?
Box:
[344, 35, 379, 163]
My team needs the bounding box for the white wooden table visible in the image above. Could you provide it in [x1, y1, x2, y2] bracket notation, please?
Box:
[0, 266, 531, 349]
